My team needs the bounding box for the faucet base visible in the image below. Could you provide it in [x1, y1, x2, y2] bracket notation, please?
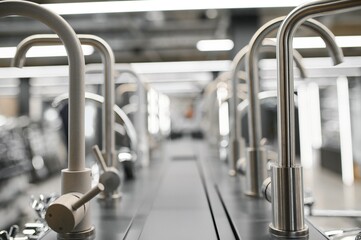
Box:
[269, 224, 309, 239]
[270, 164, 309, 238]
[244, 147, 267, 197]
[228, 139, 241, 176]
[58, 226, 95, 240]
[97, 191, 122, 208]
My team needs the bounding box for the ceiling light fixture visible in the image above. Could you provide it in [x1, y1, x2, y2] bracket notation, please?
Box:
[41, 0, 304, 15]
[268, 36, 361, 49]
[196, 39, 234, 52]
[0, 45, 94, 59]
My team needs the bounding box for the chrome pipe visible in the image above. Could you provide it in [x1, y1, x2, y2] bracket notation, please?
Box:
[228, 34, 313, 176]
[310, 209, 361, 218]
[273, 0, 361, 237]
[248, 16, 343, 151]
[116, 69, 149, 167]
[13, 34, 116, 168]
[52, 92, 138, 154]
[245, 16, 343, 197]
[229, 46, 249, 175]
[277, 0, 356, 168]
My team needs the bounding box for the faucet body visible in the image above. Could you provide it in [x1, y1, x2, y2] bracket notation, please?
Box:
[13, 34, 122, 201]
[272, 0, 360, 237]
[0, 1, 101, 237]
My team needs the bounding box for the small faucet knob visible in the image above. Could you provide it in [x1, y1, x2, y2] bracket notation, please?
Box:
[45, 183, 104, 234]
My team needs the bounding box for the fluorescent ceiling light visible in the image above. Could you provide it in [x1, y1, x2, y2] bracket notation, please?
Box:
[0, 45, 94, 59]
[268, 36, 361, 49]
[42, 0, 303, 15]
[197, 39, 234, 52]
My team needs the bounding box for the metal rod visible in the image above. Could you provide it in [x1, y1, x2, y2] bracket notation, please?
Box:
[92, 145, 108, 172]
[72, 183, 104, 211]
[271, 0, 361, 236]
[247, 16, 343, 153]
[228, 41, 306, 175]
[228, 46, 249, 174]
[0, 1, 85, 171]
[13, 34, 116, 168]
[276, 0, 359, 168]
[52, 92, 138, 152]
[116, 69, 149, 166]
[310, 209, 361, 218]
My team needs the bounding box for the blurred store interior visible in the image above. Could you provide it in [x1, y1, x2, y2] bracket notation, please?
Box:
[0, 0, 361, 239]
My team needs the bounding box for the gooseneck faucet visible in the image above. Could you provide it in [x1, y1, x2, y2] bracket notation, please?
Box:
[0, 0, 102, 238]
[245, 17, 343, 198]
[13, 34, 122, 201]
[52, 92, 138, 155]
[270, 0, 361, 237]
[116, 69, 149, 167]
[228, 40, 306, 177]
[228, 46, 249, 176]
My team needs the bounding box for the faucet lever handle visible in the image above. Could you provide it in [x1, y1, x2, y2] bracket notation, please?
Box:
[92, 145, 108, 171]
[72, 183, 104, 211]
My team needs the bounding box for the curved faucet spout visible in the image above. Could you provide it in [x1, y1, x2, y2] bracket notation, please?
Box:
[247, 16, 343, 152]
[13, 34, 116, 168]
[52, 92, 138, 152]
[277, 0, 357, 168]
[116, 69, 149, 167]
[1, 1, 85, 172]
[228, 41, 306, 176]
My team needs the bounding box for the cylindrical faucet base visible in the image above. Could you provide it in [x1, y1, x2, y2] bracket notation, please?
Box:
[58, 226, 95, 240]
[270, 164, 308, 238]
[229, 139, 242, 176]
[245, 147, 267, 197]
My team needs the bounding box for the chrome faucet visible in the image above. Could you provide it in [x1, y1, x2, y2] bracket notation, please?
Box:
[52, 92, 138, 155]
[228, 39, 306, 178]
[1, 1, 102, 238]
[271, 0, 361, 237]
[115, 69, 150, 167]
[245, 16, 343, 198]
[13, 34, 123, 201]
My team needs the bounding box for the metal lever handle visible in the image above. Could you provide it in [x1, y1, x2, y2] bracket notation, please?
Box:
[45, 184, 104, 234]
[92, 145, 121, 195]
[92, 145, 108, 171]
[72, 183, 104, 210]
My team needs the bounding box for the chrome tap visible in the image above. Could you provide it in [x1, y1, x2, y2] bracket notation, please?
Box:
[271, 0, 361, 237]
[13, 34, 123, 201]
[52, 92, 138, 154]
[115, 69, 150, 167]
[228, 39, 306, 178]
[245, 16, 343, 198]
[1, 1, 102, 238]
[228, 46, 249, 176]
